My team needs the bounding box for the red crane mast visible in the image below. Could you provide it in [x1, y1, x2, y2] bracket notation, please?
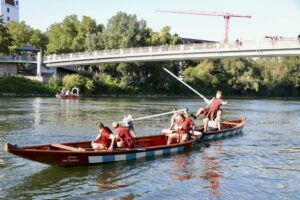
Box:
[156, 9, 252, 42]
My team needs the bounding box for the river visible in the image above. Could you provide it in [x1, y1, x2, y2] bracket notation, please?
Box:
[0, 97, 299, 199]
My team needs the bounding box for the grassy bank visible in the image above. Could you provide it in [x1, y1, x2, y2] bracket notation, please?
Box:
[0, 76, 56, 96]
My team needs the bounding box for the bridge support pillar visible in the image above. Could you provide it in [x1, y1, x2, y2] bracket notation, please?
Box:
[53, 67, 57, 77]
[37, 52, 42, 77]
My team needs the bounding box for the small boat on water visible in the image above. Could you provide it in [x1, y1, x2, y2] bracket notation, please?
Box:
[195, 118, 246, 141]
[56, 87, 80, 99]
[4, 135, 197, 167]
[55, 94, 80, 99]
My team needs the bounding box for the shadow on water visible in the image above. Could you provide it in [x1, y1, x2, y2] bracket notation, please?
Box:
[4, 146, 205, 199]
[4, 159, 147, 199]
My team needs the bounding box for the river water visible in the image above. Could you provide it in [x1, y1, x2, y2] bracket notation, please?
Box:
[0, 97, 299, 199]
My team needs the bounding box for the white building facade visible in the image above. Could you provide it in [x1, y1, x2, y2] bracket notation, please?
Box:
[0, 0, 19, 23]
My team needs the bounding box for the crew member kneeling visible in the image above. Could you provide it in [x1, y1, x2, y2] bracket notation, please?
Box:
[91, 122, 115, 151]
[112, 122, 135, 149]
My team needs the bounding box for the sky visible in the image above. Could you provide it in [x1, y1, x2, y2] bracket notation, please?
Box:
[20, 0, 300, 42]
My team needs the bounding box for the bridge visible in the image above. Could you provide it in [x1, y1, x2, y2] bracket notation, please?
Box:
[0, 55, 37, 64]
[43, 38, 300, 67]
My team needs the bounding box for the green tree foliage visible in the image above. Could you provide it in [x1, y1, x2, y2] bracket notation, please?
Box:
[101, 12, 151, 49]
[7, 21, 48, 53]
[48, 76, 61, 91]
[46, 15, 99, 54]
[85, 32, 104, 51]
[0, 17, 12, 54]
[62, 74, 94, 94]
[255, 57, 300, 96]
[150, 26, 181, 45]
[222, 58, 260, 95]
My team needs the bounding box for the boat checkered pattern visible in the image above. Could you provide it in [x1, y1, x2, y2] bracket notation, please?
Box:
[88, 146, 184, 164]
[202, 127, 243, 141]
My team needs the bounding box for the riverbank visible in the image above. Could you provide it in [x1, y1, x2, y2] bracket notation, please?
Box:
[1, 76, 300, 99]
[1, 93, 300, 101]
[0, 76, 55, 96]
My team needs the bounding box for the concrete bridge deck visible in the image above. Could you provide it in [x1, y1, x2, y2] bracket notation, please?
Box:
[43, 38, 300, 67]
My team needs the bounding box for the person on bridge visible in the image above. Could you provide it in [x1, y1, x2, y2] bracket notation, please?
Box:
[112, 122, 135, 149]
[191, 91, 227, 132]
[91, 122, 115, 151]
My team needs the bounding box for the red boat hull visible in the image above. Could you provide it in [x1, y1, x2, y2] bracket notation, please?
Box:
[4, 135, 196, 167]
[56, 94, 80, 99]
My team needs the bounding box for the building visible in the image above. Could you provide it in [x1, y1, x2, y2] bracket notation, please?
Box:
[180, 37, 218, 44]
[0, 0, 19, 23]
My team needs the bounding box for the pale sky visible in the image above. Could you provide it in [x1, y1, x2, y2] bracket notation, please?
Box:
[20, 0, 300, 41]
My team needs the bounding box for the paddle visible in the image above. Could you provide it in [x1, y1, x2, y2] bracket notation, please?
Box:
[163, 68, 212, 105]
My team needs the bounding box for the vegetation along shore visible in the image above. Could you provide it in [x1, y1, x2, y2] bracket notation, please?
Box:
[0, 12, 299, 97]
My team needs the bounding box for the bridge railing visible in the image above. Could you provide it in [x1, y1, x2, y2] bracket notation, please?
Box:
[0, 55, 37, 62]
[44, 38, 300, 63]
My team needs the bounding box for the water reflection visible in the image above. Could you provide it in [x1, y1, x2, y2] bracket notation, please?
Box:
[171, 154, 192, 181]
[201, 141, 223, 200]
[96, 170, 130, 191]
[32, 98, 41, 127]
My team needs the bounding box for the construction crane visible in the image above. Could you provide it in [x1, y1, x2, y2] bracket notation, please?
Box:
[156, 9, 251, 42]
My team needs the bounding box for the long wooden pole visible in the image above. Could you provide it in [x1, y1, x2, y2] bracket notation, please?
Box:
[118, 109, 187, 123]
[163, 68, 211, 105]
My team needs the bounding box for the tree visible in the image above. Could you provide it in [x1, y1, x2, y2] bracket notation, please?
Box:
[101, 12, 151, 49]
[256, 57, 299, 96]
[150, 26, 181, 45]
[84, 32, 104, 51]
[222, 58, 260, 95]
[0, 17, 12, 54]
[7, 21, 48, 53]
[62, 74, 94, 94]
[46, 15, 99, 54]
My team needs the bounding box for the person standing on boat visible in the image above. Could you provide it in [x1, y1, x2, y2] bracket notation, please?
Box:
[91, 122, 115, 151]
[112, 122, 135, 149]
[167, 114, 194, 145]
[192, 91, 227, 132]
[207, 110, 222, 132]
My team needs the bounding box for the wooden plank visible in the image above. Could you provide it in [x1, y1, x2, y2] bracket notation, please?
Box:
[222, 122, 240, 126]
[51, 144, 82, 151]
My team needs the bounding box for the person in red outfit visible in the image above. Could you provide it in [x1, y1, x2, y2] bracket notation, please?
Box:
[112, 122, 135, 149]
[167, 114, 194, 145]
[192, 91, 227, 132]
[91, 122, 115, 151]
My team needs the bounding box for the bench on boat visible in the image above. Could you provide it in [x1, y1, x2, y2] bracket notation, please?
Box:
[222, 122, 240, 126]
[51, 144, 84, 151]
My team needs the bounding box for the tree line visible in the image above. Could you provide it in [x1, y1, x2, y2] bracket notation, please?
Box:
[0, 12, 299, 97]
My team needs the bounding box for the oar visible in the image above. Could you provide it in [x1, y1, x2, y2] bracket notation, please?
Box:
[163, 68, 211, 147]
[118, 108, 187, 123]
[163, 68, 212, 105]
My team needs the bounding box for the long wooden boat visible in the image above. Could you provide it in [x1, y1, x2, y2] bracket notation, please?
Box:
[4, 135, 197, 167]
[195, 118, 246, 141]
